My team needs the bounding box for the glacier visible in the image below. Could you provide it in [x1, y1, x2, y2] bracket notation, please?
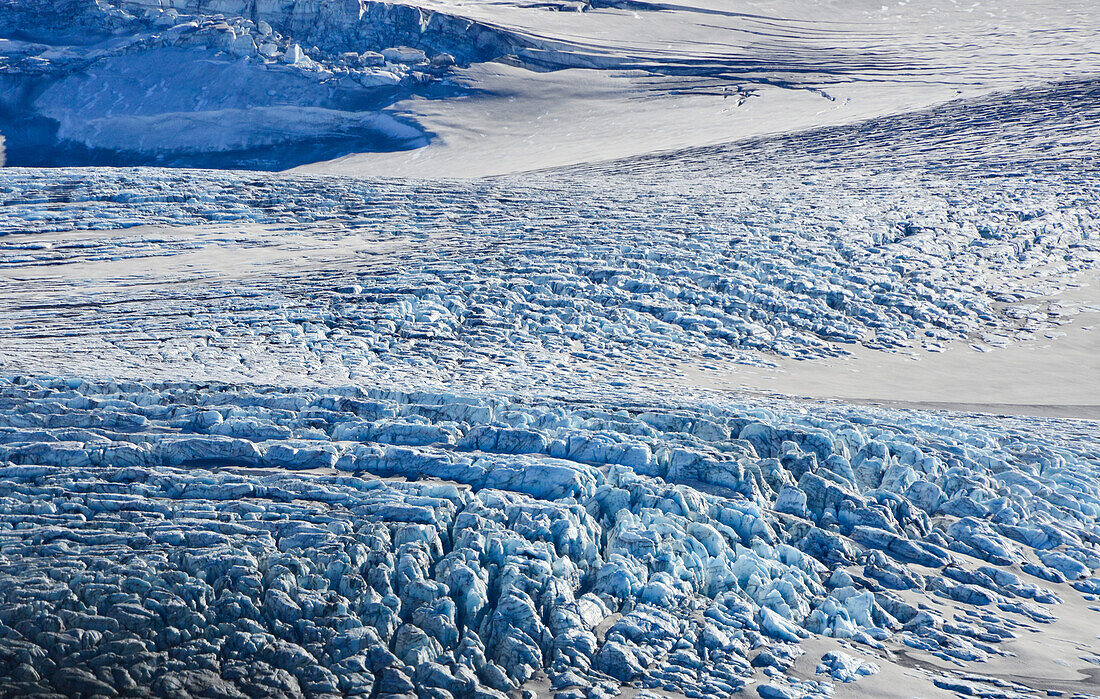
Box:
[0, 0, 1098, 698]
[0, 374, 1098, 698]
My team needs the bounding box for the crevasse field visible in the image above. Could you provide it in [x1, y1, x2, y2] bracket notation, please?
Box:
[0, 1, 1099, 698]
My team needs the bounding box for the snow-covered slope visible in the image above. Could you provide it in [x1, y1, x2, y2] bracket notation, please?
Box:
[298, 0, 1100, 175]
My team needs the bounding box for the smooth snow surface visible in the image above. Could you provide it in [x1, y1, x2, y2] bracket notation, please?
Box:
[297, 0, 1100, 176]
[0, 1, 1099, 699]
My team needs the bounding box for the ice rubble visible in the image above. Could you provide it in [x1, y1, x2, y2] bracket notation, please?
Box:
[0, 376, 1097, 698]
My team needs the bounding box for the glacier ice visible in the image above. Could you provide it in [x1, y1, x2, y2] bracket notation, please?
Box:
[0, 4, 1098, 695]
[0, 376, 1096, 697]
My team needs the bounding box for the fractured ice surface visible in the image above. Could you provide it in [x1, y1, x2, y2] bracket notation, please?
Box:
[1, 99, 1097, 389]
[0, 39, 1098, 699]
[0, 377, 1097, 698]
